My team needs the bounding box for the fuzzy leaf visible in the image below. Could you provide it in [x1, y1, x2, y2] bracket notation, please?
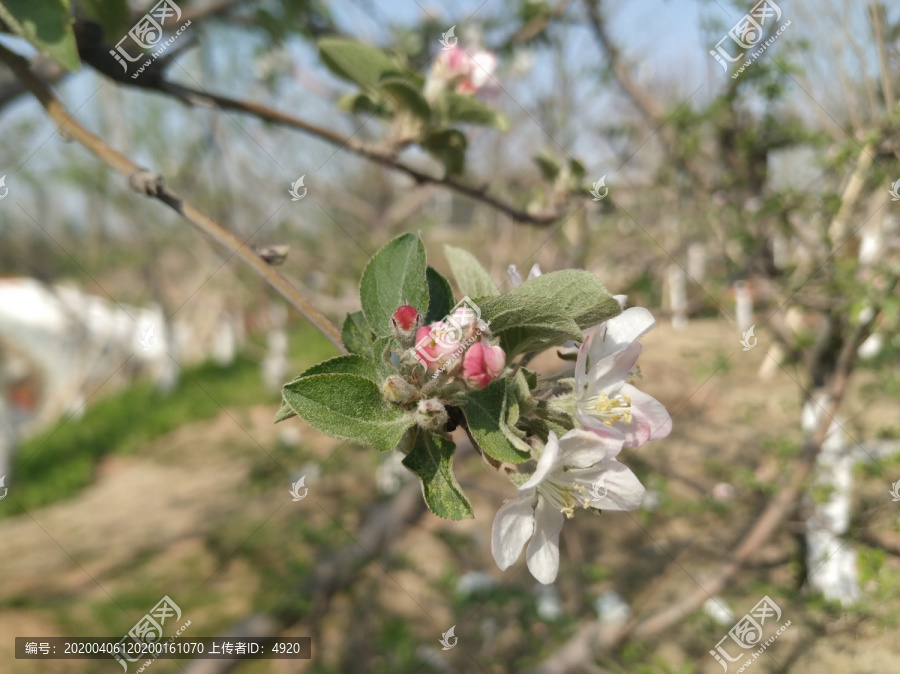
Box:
[441, 92, 509, 130]
[511, 270, 621, 328]
[0, 0, 80, 71]
[534, 152, 560, 182]
[360, 234, 429, 337]
[478, 270, 621, 355]
[318, 37, 396, 88]
[379, 72, 430, 120]
[425, 266, 454, 324]
[421, 128, 467, 176]
[282, 374, 414, 451]
[296, 354, 387, 384]
[402, 432, 473, 520]
[274, 399, 297, 424]
[479, 303, 582, 357]
[462, 380, 531, 464]
[443, 245, 499, 298]
[341, 311, 376, 359]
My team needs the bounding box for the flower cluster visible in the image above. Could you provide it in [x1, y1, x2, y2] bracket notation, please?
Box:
[424, 45, 498, 102]
[493, 306, 671, 583]
[278, 235, 671, 586]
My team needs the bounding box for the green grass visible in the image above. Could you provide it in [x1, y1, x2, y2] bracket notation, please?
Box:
[1, 323, 336, 517]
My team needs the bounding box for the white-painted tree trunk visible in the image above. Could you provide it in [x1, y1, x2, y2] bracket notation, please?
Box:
[802, 395, 860, 605]
[667, 264, 688, 331]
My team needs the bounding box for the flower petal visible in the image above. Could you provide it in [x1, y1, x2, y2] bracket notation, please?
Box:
[584, 342, 641, 393]
[507, 264, 523, 288]
[558, 429, 623, 466]
[570, 461, 645, 511]
[588, 307, 655, 363]
[619, 383, 672, 446]
[521, 431, 562, 490]
[491, 497, 535, 570]
[526, 496, 565, 584]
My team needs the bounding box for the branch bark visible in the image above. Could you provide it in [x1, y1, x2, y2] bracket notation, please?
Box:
[0, 43, 346, 354]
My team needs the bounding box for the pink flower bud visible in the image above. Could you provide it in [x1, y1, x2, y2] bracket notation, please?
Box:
[391, 304, 422, 344]
[461, 342, 506, 389]
[392, 305, 421, 331]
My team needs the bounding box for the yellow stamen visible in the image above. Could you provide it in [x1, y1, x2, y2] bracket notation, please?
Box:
[585, 392, 633, 425]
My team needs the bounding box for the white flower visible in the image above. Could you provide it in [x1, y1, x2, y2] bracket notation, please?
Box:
[491, 430, 645, 584]
[575, 307, 672, 447]
[506, 263, 542, 287]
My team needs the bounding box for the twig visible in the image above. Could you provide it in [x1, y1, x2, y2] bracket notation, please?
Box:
[152, 82, 562, 226]
[0, 43, 346, 353]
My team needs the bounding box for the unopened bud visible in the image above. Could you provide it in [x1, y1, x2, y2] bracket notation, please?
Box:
[461, 342, 506, 390]
[416, 398, 449, 432]
[391, 304, 423, 344]
[382, 375, 416, 404]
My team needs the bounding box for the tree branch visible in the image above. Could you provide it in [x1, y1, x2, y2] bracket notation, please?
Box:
[135, 79, 563, 226]
[0, 43, 346, 354]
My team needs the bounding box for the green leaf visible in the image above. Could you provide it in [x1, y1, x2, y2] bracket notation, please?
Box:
[297, 354, 386, 384]
[443, 245, 500, 298]
[425, 266, 454, 324]
[402, 432, 473, 520]
[518, 270, 621, 328]
[568, 158, 586, 184]
[318, 37, 396, 88]
[478, 270, 621, 355]
[479, 302, 582, 357]
[337, 92, 384, 116]
[379, 72, 430, 120]
[341, 311, 376, 359]
[462, 380, 531, 464]
[282, 374, 414, 451]
[0, 0, 80, 71]
[421, 128, 467, 176]
[533, 152, 560, 182]
[274, 399, 297, 424]
[441, 92, 509, 130]
[360, 234, 429, 337]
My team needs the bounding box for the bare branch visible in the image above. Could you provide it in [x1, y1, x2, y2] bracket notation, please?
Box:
[0, 43, 346, 354]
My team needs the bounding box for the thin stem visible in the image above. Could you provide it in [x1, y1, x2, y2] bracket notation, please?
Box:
[163, 83, 562, 226]
[0, 43, 346, 354]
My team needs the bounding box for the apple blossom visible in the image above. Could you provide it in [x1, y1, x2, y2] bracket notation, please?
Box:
[424, 45, 499, 101]
[461, 341, 506, 389]
[507, 263, 542, 288]
[491, 430, 645, 584]
[574, 308, 672, 447]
